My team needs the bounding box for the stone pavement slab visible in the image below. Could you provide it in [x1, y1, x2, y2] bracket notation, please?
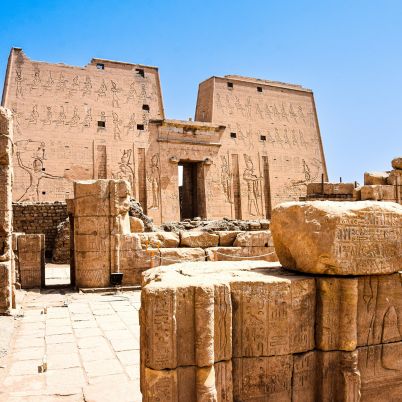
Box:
[0, 289, 142, 401]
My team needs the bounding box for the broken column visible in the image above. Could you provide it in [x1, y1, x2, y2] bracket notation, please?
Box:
[0, 107, 13, 314]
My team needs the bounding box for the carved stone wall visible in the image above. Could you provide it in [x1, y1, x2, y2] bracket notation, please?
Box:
[0, 107, 14, 314]
[140, 202, 402, 401]
[2, 49, 327, 224]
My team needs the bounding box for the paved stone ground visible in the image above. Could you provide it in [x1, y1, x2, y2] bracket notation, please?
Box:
[0, 289, 142, 401]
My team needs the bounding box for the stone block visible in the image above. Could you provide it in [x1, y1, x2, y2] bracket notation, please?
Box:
[387, 169, 402, 185]
[74, 216, 109, 236]
[364, 171, 389, 185]
[159, 248, 205, 266]
[73, 180, 110, 217]
[271, 201, 402, 275]
[307, 182, 355, 196]
[11, 232, 24, 251]
[140, 281, 232, 370]
[119, 234, 142, 251]
[205, 246, 277, 262]
[231, 271, 315, 357]
[138, 232, 180, 248]
[316, 273, 402, 351]
[108, 180, 131, 234]
[0, 108, 13, 166]
[233, 230, 273, 247]
[129, 216, 144, 233]
[0, 261, 11, 313]
[232, 355, 293, 401]
[217, 231, 240, 246]
[391, 157, 402, 170]
[18, 234, 44, 289]
[180, 232, 219, 248]
[75, 251, 110, 288]
[120, 249, 159, 270]
[360, 185, 395, 201]
[142, 361, 232, 402]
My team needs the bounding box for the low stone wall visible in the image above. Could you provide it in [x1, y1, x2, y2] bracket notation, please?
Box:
[12, 202, 68, 258]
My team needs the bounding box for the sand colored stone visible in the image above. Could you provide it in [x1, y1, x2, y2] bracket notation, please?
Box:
[129, 216, 144, 233]
[180, 231, 219, 248]
[138, 232, 180, 248]
[364, 171, 390, 185]
[360, 185, 395, 201]
[233, 230, 273, 247]
[271, 201, 402, 275]
[391, 157, 402, 170]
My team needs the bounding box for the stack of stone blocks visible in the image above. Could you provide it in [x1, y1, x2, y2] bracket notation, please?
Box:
[306, 157, 402, 203]
[0, 107, 14, 313]
[140, 200, 402, 401]
[71, 179, 277, 288]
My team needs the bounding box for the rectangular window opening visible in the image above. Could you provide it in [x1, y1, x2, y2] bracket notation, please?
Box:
[230, 132, 237, 139]
[96, 63, 105, 70]
[142, 104, 150, 111]
[136, 68, 145, 77]
[260, 135, 267, 141]
[257, 86, 263, 92]
[227, 82, 233, 89]
[97, 121, 106, 128]
[137, 124, 145, 130]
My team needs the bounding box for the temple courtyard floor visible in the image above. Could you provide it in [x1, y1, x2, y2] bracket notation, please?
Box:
[0, 288, 142, 401]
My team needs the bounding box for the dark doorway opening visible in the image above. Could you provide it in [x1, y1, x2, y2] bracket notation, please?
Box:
[178, 161, 206, 220]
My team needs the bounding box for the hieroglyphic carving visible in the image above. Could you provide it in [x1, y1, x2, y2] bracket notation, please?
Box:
[82, 108, 92, 128]
[148, 154, 160, 210]
[41, 106, 52, 125]
[55, 106, 66, 126]
[27, 105, 39, 124]
[96, 79, 107, 100]
[15, 67, 23, 98]
[67, 107, 80, 127]
[56, 72, 68, 92]
[243, 154, 262, 216]
[125, 113, 136, 134]
[15, 139, 64, 202]
[112, 112, 122, 140]
[82, 76, 92, 96]
[110, 80, 121, 107]
[220, 155, 233, 203]
[112, 149, 135, 190]
[126, 81, 137, 103]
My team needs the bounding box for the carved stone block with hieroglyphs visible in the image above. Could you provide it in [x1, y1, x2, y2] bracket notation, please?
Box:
[271, 201, 402, 275]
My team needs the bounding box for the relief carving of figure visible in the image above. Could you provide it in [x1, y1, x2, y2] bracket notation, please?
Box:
[56, 73, 68, 92]
[30, 65, 41, 91]
[43, 71, 54, 91]
[82, 76, 92, 96]
[148, 154, 160, 210]
[15, 140, 63, 202]
[83, 108, 92, 128]
[243, 154, 262, 216]
[15, 68, 23, 98]
[96, 79, 107, 100]
[112, 149, 135, 190]
[126, 82, 137, 103]
[110, 80, 120, 107]
[55, 106, 66, 126]
[11, 106, 23, 135]
[67, 107, 80, 127]
[41, 106, 52, 125]
[220, 156, 233, 203]
[27, 105, 39, 124]
[112, 112, 122, 140]
[125, 113, 136, 134]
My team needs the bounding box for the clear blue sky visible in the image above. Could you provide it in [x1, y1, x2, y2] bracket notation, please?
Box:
[1, 0, 401, 183]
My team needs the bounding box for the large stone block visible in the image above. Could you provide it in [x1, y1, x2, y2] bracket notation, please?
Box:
[206, 246, 277, 262]
[233, 230, 273, 247]
[75, 251, 110, 288]
[159, 247, 205, 266]
[142, 361, 232, 402]
[129, 216, 144, 233]
[387, 169, 402, 185]
[316, 273, 402, 351]
[360, 185, 395, 201]
[18, 234, 44, 289]
[138, 232, 180, 248]
[391, 157, 402, 170]
[0, 261, 11, 313]
[364, 171, 389, 185]
[73, 180, 110, 217]
[180, 232, 219, 248]
[217, 231, 240, 246]
[271, 201, 402, 275]
[141, 281, 232, 370]
[231, 270, 315, 357]
[0, 108, 13, 166]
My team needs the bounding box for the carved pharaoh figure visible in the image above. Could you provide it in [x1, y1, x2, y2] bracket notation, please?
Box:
[148, 154, 160, 210]
[243, 155, 262, 216]
[220, 156, 233, 203]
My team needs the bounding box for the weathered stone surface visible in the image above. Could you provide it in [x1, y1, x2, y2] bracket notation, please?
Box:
[52, 217, 70, 263]
[233, 230, 273, 247]
[307, 182, 355, 196]
[0, 262, 12, 313]
[159, 247, 205, 266]
[364, 171, 389, 185]
[142, 361, 232, 402]
[17, 234, 45, 289]
[139, 232, 180, 248]
[205, 246, 277, 262]
[180, 232, 219, 248]
[271, 201, 402, 275]
[387, 168, 402, 185]
[0, 108, 13, 166]
[358, 341, 402, 401]
[391, 157, 402, 170]
[129, 216, 144, 233]
[360, 185, 395, 201]
[217, 231, 240, 246]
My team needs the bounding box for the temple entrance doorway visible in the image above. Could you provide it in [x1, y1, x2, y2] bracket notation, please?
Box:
[178, 161, 206, 220]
